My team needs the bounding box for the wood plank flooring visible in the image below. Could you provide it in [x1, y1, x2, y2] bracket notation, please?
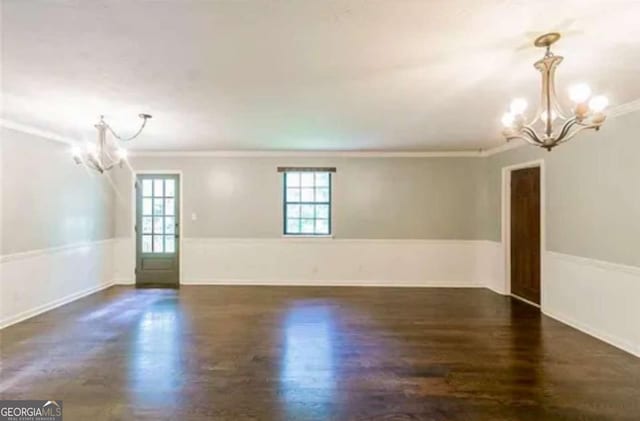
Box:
[1, 286, 639, 420]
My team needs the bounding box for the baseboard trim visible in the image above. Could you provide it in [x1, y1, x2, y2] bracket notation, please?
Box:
[113, 279, 135, 285]
[543, 308, 640, 358]
[0, 281, 115, 330]
[181, 279, 484, 288]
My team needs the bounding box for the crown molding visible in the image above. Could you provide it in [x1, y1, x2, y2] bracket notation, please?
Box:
[128, 149, 485, 158]
[479, 139, 527, 157]
[4, 97, 637, 159]
[0, 118, 78, 145]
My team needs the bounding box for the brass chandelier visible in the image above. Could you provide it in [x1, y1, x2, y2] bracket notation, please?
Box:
[71, 113, 152, 173]
[501, 33, 608, 150]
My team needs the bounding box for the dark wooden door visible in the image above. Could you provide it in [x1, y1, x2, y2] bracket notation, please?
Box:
[510, 167, 540, 305]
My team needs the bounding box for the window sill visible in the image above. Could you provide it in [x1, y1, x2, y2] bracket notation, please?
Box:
[281, 234, 334, 239]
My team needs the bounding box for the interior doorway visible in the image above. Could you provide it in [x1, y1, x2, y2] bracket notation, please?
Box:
[135, 173, 180, 288]
[509, 166, 541, 306]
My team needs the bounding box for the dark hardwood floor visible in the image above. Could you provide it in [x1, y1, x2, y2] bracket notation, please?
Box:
[1, 286, 639, 420]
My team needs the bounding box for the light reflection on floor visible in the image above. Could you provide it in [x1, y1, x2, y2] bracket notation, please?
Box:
[128, 297, 183, 407]
[280, 303, 337, 419]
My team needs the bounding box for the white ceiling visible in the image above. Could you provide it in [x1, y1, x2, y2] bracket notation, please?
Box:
[2, 0, 640, 151]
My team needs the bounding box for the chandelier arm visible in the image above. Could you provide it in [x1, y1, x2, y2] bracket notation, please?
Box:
[555, 123, 601, 146]
[555, 117, 578, 143]
[507, 133, 543, 147]
[520, 126, 544, 144]
[105, 118, 149, 142]
[86, 155, 104, 173]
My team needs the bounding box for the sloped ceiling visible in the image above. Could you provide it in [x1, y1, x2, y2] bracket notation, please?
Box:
[2, 0, 639, 151]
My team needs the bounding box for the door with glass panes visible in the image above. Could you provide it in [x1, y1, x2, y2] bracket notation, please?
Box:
[136, 174, 179, 287]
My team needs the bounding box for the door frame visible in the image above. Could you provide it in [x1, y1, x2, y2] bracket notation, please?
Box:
[130, 170, 184, 285]
[501, 159, 545, 308]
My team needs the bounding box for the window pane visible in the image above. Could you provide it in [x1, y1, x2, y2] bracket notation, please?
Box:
[142, 179, 153, 196]
[301, 188, 314, 202]
[165, 179, 175, 197]
[301, 204, 314, 218]
[165, 236, 175, 253]
[315, 172, 329, 187]
[142, 235, 152, 253]
[301, 173, 314, 187]
[315, 219, 329, 234]
[165, 217, 175, 234]
[153, 199, 164, 215]
[287, 188, 300, 202]
[153, 235, 164, 252]
[165, 198, 175, 216]
[142, 217, 153, 234]
[316, 204, 329, 219]
[286, 218, 300, 234]
[286, 172, 300, 187]
[301, 219, 315, 233]
[287, 204, 300, 218]
[315, 187, 329, 202]
[153, 217, 164, 234]
[143, 198, 152, 216]
[154, 179, 164, 197]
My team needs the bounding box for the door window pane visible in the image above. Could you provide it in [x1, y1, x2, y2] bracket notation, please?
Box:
[142, 217, 153, 233]
[165, 198, 175, 216]
[283, 171, 331, 235]
[165, 236, 175, 253]
[154, 179, 164, 197]
[153, 235, 164, 252]
[142, 179, 153, 196]
[154, 217, 164, 234]
[165, 179, 175, 197]
[165, 217, 175, 234]
[143, 198, 152, 216]
[142, 235, 152, 253]
[153, 199, 164, 215]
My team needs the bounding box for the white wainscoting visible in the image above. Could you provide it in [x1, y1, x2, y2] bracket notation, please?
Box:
[112, 237, 135, 285]
[111, 237, 492, 287]
[475, 240, 506, 295]
[478, 241, 640, 357]
[0, 239, 115, 328]
[543, 251, 640, 357]
[182, 238, 486, 286]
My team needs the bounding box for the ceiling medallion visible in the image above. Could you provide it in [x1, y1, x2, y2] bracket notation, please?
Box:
[501, 32, 608, 150]
[71, 114, 152, 173]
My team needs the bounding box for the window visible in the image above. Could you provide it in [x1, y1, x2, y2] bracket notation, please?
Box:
[283, 171, 331, 235]
[140, 177, 176, 253]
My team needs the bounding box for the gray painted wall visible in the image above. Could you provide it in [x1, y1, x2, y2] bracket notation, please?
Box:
[4, 110, 638, 270]
[481, 112, 640, 267]
[112, 156, 485, 240]
[1, 128, 115, 254]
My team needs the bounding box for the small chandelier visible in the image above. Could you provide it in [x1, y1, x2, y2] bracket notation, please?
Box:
[72, 113, 152, 173]
[501, 33, 608, 150]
